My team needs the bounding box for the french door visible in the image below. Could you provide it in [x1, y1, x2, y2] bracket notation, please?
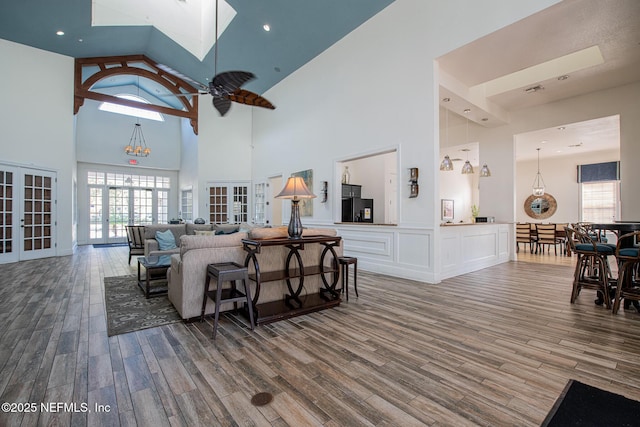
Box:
[207, 182, 250, 224]
[0, 165, 57, 263]
[88, 185, 164, 244]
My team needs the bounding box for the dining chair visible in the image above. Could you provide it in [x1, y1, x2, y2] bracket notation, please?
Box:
[126, 225, 146, 265]
[516, 223, 535, 254]
[565, 226, 615, 308]
[555, 223, 569, 254]
[612, 231, 640, 314]
[535, 223, 562, 255]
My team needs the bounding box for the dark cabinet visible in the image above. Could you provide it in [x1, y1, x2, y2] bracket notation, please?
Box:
[341, 184, 361, 199]
[341, 184, 373, 223]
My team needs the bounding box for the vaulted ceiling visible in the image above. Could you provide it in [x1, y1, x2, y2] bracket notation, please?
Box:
[0, 0, 394, 97]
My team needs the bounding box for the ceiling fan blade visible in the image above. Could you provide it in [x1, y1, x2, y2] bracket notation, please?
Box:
[212, 96, 232, 116]
[228, 89, 276, 110]
[156, 63, 208, 92]
[159, 91, 208, 98]
[210, 71, 255, 94]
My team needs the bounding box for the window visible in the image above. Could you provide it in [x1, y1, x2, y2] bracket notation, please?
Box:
[581, 181, 619, 223]
[181, 189, 193, 222]
[99, 94, 164, 122]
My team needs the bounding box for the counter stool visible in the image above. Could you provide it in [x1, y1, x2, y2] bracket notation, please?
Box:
[201, 262, 255, 339]
[565, 227, 615, 308]
[338, 256, 358, 301]
[612, 231, 640, 314]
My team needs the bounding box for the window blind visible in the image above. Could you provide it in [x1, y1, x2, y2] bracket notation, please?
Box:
[577, 161, 619, 183]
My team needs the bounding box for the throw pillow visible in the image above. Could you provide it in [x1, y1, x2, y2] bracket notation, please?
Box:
[194, 230, 214, 236]
[155, 229, 177, 250]
[214, 224, 240, 235]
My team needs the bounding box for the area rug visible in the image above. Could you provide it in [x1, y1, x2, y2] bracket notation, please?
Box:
[104, 275, 181, 337]
[542, 379, 640, 426]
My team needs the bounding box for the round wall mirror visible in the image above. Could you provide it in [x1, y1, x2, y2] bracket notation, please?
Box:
[524, 193, 557, 219]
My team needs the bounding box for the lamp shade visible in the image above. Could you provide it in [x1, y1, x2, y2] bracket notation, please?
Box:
[276, 176, 316, 239]
[275, 176, 316, 200]
[440, 155, 454, 171]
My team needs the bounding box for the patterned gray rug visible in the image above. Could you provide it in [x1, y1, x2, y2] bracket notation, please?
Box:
[104, 275, 182, 336]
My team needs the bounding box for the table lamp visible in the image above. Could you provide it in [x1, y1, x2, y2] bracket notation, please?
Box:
[276, 176, 316, 239]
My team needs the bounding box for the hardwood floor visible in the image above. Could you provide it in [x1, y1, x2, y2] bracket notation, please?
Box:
[1, 245, 640, 426]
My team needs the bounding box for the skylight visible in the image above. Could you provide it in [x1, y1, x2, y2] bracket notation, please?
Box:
[99, 94, 164, 122]
[91, 0, 236, 61]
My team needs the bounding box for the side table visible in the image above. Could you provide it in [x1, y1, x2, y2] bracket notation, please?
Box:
[137, 256, 171, 298]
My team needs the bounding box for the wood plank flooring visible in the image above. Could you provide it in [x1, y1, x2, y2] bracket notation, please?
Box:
[1, 245, 640, 426]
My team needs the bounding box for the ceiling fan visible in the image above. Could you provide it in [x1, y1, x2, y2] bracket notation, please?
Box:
[172, 0, 276, 116]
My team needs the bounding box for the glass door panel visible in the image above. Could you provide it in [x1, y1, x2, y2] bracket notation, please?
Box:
[20, 169, 56, 260]
[89, 186, 103, 241]
[133, 189, 153, 225]
[0, 167, 17, 263]
[108, 187, 129, 241]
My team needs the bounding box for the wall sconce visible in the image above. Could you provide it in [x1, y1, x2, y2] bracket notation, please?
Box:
[409, 168, 419, 198]
[320, 181, 328, 203]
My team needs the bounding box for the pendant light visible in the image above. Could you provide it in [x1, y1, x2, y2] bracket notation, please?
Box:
[480, 163, 491, 177]
[124, 77, 151, 157]
[440, 100, 454, 171]
[532, 147, 545, 196]
[461, 110, 474, 174]
[461, 148, 474, 174]
[440, 155, 454, 171]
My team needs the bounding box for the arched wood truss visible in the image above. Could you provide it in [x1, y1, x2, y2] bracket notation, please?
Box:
[74, 55, 199, 135]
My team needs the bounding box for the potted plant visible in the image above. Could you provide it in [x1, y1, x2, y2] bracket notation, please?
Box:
[471, 205, 479, 222]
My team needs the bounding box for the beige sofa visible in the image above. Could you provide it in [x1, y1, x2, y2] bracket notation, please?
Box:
[143, 223, 239, 257]
[167, 227, 343, 320]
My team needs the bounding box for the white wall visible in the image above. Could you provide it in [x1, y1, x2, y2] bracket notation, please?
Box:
[179, 118, 200, 219]
[246, 0, 559, 282]
[196, 101, 253, 222]
[0, 39, 76, 256]
[76, 94, 182, 170]
[515, 149, 619, 223]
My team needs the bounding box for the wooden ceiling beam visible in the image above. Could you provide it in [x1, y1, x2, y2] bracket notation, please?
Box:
[74, 55, 199, 135]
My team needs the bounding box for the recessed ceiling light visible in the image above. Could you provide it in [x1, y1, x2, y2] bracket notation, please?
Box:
[56, 30, 65, 36]
[557, 126, 566, 131]
[524, 85, 544, 93]
[442, 97, 450, 102]
[463, 108, 471, 114]
[274, 67, 281, 72]
[541, 140, 548, 144]
[263, 24, 270, 32]
[558, 75, 569, 81]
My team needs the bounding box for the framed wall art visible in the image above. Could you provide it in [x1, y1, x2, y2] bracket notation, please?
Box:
[441, 199, 454, 221]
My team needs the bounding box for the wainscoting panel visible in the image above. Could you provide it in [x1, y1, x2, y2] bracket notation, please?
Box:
[334, 224, 435, 283]
[439, 223, 511, 281]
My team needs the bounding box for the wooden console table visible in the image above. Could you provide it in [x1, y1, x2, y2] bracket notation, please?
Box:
[242, 235, 342, 325]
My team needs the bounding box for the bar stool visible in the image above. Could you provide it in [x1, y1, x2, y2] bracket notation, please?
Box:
[201, 262, 255, 339]
[612, 231, 640, 314]
[565, 227, 615, 308]
[338, 256, 358, 301]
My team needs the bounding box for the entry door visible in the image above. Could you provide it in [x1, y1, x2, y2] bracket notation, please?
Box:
[107, 187, 129, 243]
[0, 165, 57, 263]
[0, 166, 18, 263]
[20, 169, 57, 260]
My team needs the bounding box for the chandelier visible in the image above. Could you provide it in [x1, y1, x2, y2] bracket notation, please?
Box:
[124, 122, 151, 157]
[532, 147, 545, 196]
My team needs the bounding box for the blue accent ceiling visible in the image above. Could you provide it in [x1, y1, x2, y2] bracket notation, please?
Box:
[0, 0, 394, 96]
